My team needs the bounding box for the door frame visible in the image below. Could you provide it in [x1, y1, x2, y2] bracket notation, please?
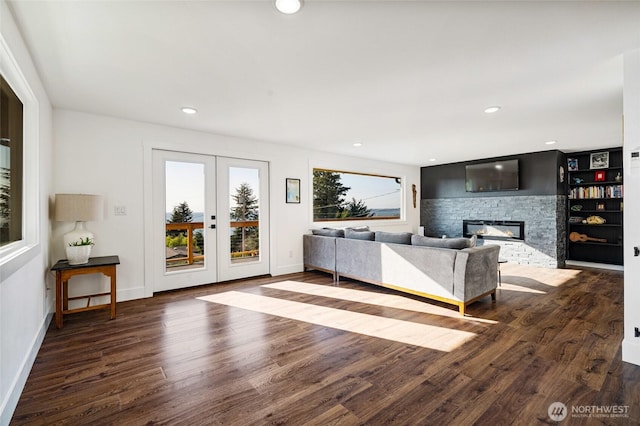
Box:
[142, 141, 272, 298]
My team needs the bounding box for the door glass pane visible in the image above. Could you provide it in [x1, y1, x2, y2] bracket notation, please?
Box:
[165, 161, 205, 271]
[229, 167, 260, 263]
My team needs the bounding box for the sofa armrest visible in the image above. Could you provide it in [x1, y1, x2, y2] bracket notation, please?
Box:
[303, 234, 337, 276]
[453, 244, 500, 301]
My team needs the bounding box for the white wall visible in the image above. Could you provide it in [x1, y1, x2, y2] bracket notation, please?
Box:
[0, 1, 53, 424]
[52, 109, 421, 302]
[623, 49, 640, 367]
[0, 10, 419, 417]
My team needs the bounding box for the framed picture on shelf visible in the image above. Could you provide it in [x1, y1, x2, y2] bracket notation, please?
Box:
[596, 202, 605, 211]
[286, 178, 300, 203]
[594, 170, 605, 182]
[590, 151, 609, 169]
[567, 158, 578, 171]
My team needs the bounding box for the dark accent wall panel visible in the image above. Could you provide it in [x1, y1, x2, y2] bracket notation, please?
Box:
[421, 150, 565, 199]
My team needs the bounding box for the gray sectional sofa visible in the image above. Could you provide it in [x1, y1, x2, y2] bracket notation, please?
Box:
[303, 229, 500, 315]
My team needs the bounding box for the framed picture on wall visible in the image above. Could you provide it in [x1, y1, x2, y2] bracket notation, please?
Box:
[590, 152, 609, 169]
[286, 178, 300, 203]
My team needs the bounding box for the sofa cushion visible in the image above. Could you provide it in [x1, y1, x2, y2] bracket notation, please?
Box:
[311, 228, 345, 237]
[345, 225, 370, 232]
[345, 228, 375, 240]
[375, 231, 412, 245]
[411, 234, 475, 249]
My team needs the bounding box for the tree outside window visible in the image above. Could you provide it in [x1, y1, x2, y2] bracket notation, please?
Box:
[230, 182, 259, 257]
[313, 169, 401, 222]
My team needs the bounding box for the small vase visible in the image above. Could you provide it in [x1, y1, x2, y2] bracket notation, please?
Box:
[65, 245, 92, 265]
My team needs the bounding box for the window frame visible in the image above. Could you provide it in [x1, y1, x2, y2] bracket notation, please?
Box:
[311, 167, 405, 223]
[0, 34, 40, 280]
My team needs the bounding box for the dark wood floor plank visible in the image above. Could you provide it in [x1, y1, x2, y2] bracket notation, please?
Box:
[471, 355, 554, 425]
[10, 264, 640, 425]
[298, 403, 360, 426]
[341, 375, 432, 423]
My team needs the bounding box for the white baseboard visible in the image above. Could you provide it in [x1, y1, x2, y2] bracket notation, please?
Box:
[0, 312, 53, 426]
[272, 263, 304, 276]
[117, 286, 147, 302]
[564, 260, 624, 271]
[622, 338, 640, 367]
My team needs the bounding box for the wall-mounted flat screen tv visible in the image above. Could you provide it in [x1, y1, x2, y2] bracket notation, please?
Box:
[465, 159, 519, 192]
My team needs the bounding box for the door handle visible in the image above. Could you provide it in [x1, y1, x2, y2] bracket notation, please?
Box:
[210, 224, 216, 229]
[634, 246, 639, 257]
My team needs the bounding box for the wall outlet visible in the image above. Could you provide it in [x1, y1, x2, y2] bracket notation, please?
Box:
[114, 205, 127, 216]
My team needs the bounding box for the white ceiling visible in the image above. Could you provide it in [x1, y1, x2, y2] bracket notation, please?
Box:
[7, 0, 640, 166]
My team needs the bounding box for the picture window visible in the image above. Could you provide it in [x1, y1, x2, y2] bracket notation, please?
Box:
[312, 168, 402, 222]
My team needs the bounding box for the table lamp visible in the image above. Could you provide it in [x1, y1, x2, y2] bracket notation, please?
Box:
[54, 194, 104, 264]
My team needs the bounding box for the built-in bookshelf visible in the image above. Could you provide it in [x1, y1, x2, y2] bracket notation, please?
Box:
[566, 147, 623, 265]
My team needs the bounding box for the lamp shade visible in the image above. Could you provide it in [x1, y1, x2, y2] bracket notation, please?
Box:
[54, 194, 104, 222]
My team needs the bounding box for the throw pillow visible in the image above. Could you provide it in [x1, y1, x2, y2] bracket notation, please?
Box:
[344, 229, 375, 240]
[411, 234, 471, 250]
[375, 231, 412, 245]
[345, 225, 370, 232]
[311, 228, 345, 237]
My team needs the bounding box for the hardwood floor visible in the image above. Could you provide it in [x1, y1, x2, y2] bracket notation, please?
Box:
[11, 264, 640, 425]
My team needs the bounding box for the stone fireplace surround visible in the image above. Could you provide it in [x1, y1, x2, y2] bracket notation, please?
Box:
[421, 195, 566, 268]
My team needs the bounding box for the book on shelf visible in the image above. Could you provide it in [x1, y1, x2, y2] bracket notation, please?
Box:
[569, 185, 623, 199]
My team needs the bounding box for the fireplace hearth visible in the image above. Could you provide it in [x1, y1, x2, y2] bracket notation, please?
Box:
[463, 220, 525, 241]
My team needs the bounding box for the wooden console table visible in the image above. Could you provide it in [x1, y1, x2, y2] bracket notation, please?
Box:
[51, 255, 120, 329]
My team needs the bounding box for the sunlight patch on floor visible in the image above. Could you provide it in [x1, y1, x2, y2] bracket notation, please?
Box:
[198, 291, 476, 351]
[500, 263, 583, 288]
[263, 281, 498, 324]
[498, 282, 547, 294]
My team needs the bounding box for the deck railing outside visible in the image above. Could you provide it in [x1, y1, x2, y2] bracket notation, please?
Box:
[165, 221, 259, 268]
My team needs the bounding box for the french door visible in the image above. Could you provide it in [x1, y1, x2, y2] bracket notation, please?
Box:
[152, 149, 269, 292]
[216, 157, 270, 282]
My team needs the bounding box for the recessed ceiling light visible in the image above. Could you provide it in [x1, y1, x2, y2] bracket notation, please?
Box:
[429, 158, 437, 162]
[353, 142, 363, 147]
[275, 0, 302, 14]
[545, 140, 557, 145]
[181, 107, 198, 115]
[484, 106, 501, 114]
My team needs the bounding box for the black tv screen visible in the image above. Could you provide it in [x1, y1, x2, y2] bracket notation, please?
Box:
[465, 159, 519, 192]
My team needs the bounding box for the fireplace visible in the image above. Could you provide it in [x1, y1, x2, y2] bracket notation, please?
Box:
[463, 220, 525, 241]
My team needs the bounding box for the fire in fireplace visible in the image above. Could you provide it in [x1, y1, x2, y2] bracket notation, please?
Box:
[463, 220, 525, 241]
